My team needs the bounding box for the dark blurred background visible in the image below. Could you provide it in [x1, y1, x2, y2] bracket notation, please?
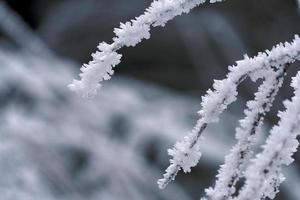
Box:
[3, 0, 300, 117]
[3, 0, 299, 90]
[0, 0, 300, 199]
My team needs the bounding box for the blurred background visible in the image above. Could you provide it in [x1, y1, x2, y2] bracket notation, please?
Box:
[0, 0, 300, 199]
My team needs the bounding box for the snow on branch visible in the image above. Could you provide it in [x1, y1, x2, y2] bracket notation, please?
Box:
[232, 71, 300, 200]
[68, 0, 224, 98]
[202, 65, 288, 200]
[158, 35, 300, 189]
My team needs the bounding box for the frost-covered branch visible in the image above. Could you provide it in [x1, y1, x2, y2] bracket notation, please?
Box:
[202, 65, 288, 200]
[158, 35, 300, 189]
[68, 0, 224, 98]
[232, 71, 300, 200]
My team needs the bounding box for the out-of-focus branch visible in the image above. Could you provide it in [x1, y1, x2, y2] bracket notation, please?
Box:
[0, 1, 51, 56]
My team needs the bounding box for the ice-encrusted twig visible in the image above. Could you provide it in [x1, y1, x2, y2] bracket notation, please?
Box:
[68, 0, 225, 98]
[233, 71, 300, 200]
[202, 65, 288, 200]
[158, 35, 300, 189]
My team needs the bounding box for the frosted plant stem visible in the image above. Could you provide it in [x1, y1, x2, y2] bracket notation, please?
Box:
[158, 35, 300, 189]
[158, 74, 247, 189]
[231, 71, 300, 200]
[202, 64, 288, 200]
[68, 0, 225, 98]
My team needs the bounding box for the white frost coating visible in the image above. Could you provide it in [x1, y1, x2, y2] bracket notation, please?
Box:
[69, 0, 222, 98]
[233, 72, 300, 200]
[203, 67, 286, 200]
[69, 42, 122, 98]
[158, 35, 300, 189]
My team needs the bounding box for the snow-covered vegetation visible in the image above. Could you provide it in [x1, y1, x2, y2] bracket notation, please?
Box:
[69, 0, 223, 98]
[0, 2, 237, 199]
[68, 0, 300, 199]
[159, 36, 300, 191]
[1, 0, 300, 200]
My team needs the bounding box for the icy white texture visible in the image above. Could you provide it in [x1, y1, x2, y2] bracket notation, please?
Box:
[68, 0, 228, 98]
[203, 67, 286, 200]
[0, 46, 248, 200]
[2, 2, 300, 199]
[158, 35, 300, 189]
[232, 71, 300, 200]
[0, 4, 232, 199]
